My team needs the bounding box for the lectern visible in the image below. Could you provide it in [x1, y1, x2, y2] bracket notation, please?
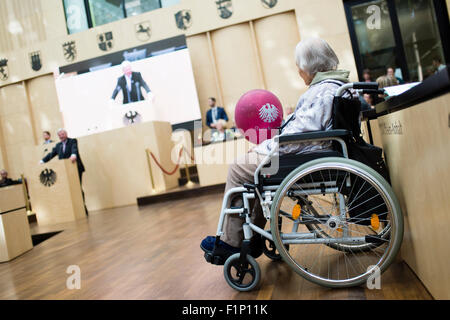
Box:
[24, 158, 86, 226]
[0, 184, 33, 262]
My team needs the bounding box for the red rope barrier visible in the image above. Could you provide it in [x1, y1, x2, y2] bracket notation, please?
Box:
[148, 145, 195, 176]
[148, 148, 183, 176]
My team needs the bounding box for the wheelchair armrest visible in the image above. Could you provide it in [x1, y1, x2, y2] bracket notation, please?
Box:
[277, 129, 350, 145]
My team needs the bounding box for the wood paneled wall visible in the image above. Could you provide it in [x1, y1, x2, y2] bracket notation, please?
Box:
[0, 82, 35, 176]
[0, 75, 63, 178]
[0, 0, 66, 53]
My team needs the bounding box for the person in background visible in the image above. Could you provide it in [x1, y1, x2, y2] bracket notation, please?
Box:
[387, 67, 403, 84]
[377, 75, 398, 89]
[374, 75, 398, 103]
[358, 69, 374, 110]
[43, 131, 53, 145]
[360, 93, 372, 111]
[0, 169, 21, 188]
[40, 128, 88, 216]
[362, 69, 372, 82]
[432, 57, 446, 73]
[206, 97, 228, 140]
[285, 106, 295, 117]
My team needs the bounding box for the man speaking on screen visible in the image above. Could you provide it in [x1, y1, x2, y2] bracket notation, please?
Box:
[111, 60, 152, 104]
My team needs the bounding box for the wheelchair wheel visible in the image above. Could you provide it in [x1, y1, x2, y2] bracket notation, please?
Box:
[224, 253, 261, 291]
[270, 157, 403, 288]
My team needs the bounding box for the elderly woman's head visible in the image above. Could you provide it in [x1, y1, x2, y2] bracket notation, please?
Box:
[295, 38, 339, 85]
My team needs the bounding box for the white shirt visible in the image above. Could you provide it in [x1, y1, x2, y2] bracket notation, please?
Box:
[211, 106, 218, 124]
[125, 74, 132, 91]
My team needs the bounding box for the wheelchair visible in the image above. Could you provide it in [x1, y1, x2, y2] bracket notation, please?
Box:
[204, 82, 404, 291]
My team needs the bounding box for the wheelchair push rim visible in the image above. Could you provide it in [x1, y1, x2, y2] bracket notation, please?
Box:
[270, 157, 403, 288]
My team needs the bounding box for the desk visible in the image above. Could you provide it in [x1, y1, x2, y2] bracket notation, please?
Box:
[0, 184, 33, 262]
[375, 66, 450, 299]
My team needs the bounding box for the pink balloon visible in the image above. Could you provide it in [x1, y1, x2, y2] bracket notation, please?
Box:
[235, 89, 283, 144]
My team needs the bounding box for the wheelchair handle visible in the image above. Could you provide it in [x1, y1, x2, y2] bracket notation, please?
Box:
[335, 82, 379, 97]
[352, 82, 379, 90]
[361, 89, 385, 95]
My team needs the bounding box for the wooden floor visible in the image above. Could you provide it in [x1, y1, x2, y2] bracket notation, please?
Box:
[0, 191, 432, 300]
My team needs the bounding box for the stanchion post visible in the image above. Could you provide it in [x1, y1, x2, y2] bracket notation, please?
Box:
[20, 174, 32, 214]
[145, 149, 156, 192]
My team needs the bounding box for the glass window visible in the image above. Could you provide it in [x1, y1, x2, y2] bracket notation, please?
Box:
[161, 0, 180, 7]
[88, 0, 125, 27]
[395, 0, 446, 81]
[125, 0, 161, 17]
[63, 0, 180, 34]
[349, 0, 399, 81]
[63, 0, 89, 34]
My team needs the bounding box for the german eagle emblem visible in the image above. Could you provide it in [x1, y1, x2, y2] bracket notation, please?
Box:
[40, 169, 57, 187]
[123, 110, 141, 126]
[259, 103, 279, 123]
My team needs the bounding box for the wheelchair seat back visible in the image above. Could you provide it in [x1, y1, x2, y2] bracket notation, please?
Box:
[332, 95, 362, 142]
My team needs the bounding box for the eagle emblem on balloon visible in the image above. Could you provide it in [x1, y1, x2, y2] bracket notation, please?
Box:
[259, 103, 279, 123]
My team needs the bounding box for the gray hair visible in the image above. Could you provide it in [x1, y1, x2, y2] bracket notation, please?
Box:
[295, 38, 339, 76]
[121, 60, 132, 69]
[57, 128, 67, 134]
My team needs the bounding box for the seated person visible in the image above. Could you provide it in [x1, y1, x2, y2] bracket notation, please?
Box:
[375, 75, 398, 102]
[43, 130, 53, 145]
[432, 57, 446, 73]
[361, 92, 384, 110]
[206, 97, 228, 140]
[386, 67, 403, 84]
[0, 169, 21, 188]
[201, 37, 354, 257]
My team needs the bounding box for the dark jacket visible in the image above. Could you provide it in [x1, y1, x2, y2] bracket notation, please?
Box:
[206, 107, 228, 128]
[42, 138, 85, 175]
[0, 178, 21, 188]
[111, 72, 151, 104]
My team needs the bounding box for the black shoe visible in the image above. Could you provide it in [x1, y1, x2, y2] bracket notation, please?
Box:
[201, 236, 240, 265]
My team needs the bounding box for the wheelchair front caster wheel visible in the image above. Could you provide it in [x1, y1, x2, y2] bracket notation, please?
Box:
[263, 238, 289, 261]
[224, 253, 260, 292]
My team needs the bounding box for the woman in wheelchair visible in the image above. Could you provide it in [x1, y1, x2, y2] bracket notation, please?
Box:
[200, 38, 403, 291]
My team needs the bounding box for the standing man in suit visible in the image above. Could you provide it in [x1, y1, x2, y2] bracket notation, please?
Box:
[111, 60, 152, 104]
[206, 97, 228, 140]
[40, 128, 88, 216]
